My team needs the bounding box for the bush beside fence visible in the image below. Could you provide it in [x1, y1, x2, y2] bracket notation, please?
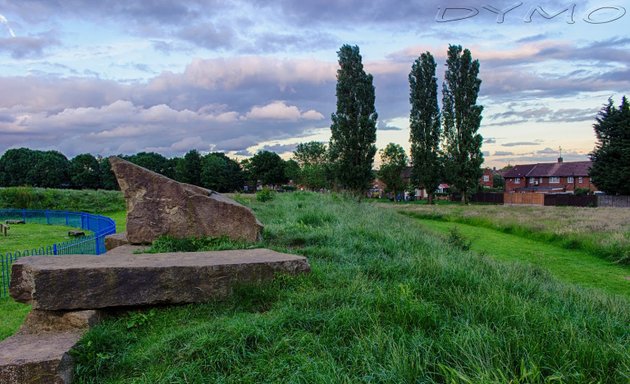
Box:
[0, 209, 116, 298]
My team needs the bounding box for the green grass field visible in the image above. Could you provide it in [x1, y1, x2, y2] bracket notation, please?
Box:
[68, 192, 629, 383]
[1, 192, 629, 382]
[411, 217, 630, 298]
[0, 223, 88, 254]
[0, 298, 30, 340]
[391, 203, 630, 264]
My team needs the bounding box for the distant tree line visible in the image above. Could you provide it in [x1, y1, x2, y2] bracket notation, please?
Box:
[0, 148, 299, 193]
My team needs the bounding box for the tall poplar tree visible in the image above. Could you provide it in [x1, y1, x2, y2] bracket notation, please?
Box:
[409, 52, 442, 204]
[589, 96, 630, 195]
[442, 45, 484, 204]
[329, 44, 378, 194]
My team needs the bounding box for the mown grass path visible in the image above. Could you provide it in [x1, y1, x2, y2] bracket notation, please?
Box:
[411, 216, 630, 298]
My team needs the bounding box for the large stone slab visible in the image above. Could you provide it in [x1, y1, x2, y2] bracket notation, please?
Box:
[0, 332, 79, 384]
[109, 156, 263, 244]
[10, 249, 310, 310]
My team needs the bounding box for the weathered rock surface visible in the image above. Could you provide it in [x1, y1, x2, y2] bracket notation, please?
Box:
[104, 232, 129, 251]
[109, 156, 263, 244]
[19, 310, 103, 335]
[0, 332, 80, 384]
[0, 309, 102, 384]
[10, 249, 310, 310]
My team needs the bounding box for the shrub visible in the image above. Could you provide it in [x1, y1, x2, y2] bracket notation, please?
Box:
[256, 188, 274, 202]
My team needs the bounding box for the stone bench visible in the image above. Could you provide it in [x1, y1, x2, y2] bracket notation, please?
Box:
[10, 248, 310, 311]
[5, 220, 25, 225]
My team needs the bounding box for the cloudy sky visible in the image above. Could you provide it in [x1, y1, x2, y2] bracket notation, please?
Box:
[0, 1, 628, 168]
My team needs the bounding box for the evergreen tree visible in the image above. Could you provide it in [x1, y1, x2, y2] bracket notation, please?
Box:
[329, 44, 378, 194]
[409, 52, 442, 204]
[377, 143, 408, 202]
[589, 96, 630, 195]
[442, 45, 484, 204]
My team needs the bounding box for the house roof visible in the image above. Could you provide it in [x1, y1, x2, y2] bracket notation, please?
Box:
[503, 161, 591, 178]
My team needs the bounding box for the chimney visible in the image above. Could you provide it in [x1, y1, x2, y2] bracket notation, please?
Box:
[558, 157, 563, 163]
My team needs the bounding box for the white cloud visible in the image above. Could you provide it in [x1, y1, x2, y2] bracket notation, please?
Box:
[244, 101, 324, 121]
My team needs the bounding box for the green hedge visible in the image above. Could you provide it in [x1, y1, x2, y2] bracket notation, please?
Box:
[0, 187, 124, 213]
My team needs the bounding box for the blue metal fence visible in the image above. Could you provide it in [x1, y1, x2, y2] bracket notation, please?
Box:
[0, 209, 116, 298]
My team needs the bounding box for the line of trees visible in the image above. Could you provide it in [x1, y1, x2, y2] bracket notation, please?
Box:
[0, 148, 299, 193]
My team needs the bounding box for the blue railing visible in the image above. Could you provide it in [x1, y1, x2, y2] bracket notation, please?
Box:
[0, 209, 116, 298]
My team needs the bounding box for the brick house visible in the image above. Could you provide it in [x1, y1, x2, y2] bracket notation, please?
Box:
[503, 158, 597, 193]
[480, 168, 494, 188]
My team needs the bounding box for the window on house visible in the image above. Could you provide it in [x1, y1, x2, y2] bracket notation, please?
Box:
[539, 177, 543, 183]
[514, 178, 520, 184]
[530, 177, 535, 183]
[550, 177, 560, 184]
[483, 175, 490, 182]
[578, 177, 583, 183]
[567, 176, 574, 183]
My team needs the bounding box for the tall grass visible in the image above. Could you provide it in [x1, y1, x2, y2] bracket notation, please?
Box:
[71, 192, 629, 383]
[0, 187, 124, 213]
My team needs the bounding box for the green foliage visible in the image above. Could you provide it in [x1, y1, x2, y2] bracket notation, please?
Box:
[0, 187, 124, 212]
[148, 236, 250, 253]
[0, 148, 71, 188]
[175, 149, 203, 185]
[574, 187, 590, 196]
[378, 143, 408, 200]
[256, 187, 274, 202]
[283, 159, 300, 184]
[0, 298, 30, 341]
[124, 152, 175, 179]
[70, 153, 101, 189]
[99, 157, 119, 190]
[200, 152, 244, 192]
[492, 173, 505, 189]
[293, 142, 330, 190]
[247, 151, 287, 187]
[329, 44, 378, 194]
[293, 141, 327, 167]
[409, 51, 442, 204]
[69, 193, 630, 383]
[442, 45, 484, 204]
[125, 309, 157, 330]
[589, 96, 630, 195]
[447, 227, 472, 251]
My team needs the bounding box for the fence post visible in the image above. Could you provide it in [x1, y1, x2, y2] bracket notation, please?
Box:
[22, 209, 26, 222]
[53, 244, 58, 256]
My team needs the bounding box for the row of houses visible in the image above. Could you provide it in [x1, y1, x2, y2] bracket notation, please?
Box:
[374, 157, 598, 199]
[493, 157, 596, 193]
